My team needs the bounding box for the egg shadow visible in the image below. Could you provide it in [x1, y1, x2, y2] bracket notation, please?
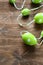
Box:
[21, 15, 30, 20]
[30, 2, 42, 15]
[34, 23, 43, 30]
[22, 43, 36, 58]
[30, 2, 41, 8]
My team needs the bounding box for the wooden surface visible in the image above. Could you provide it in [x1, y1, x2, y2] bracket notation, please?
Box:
[0, 0, 43, 65]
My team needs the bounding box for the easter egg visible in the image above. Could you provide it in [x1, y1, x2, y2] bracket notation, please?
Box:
[32, 0, 42, 4]
[9, 0, 16, 4]
[21, 8, 31, 16]
[21, 32, 37, 46]
[34, 13, 43, 24]
[40, 31, 43, 38]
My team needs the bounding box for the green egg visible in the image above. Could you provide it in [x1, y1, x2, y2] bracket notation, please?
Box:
[32, 0, 42, 4]
[9, 0, 16, 4]
[34, 13, 43, 24]
[21, 8, 31, 16]
[40, 31, 43, 38]
[21, 32, 37, 46]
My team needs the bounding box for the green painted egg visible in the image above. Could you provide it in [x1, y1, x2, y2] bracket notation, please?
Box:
[21, 32, 37, 46]
[34, 13, 43, 24]
[9, 0, 16, 4]
[40, 31, 43, 38]
[32, 0, 42, 4]
[21, 8, 31, 16]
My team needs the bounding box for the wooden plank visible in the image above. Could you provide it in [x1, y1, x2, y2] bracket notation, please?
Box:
[0, 0, 43, 65]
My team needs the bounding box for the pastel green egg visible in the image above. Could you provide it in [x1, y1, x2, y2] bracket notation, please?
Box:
[32, 0, 42, 4]
[40, 31, 43, 38]
[34, 13, 43, 24]
[9, 0, 16, 4]
[21, 32, 37, 46]
[21, 8, 31, 16]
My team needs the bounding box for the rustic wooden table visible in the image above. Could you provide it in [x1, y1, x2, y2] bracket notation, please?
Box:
[0, 0, 43, 65]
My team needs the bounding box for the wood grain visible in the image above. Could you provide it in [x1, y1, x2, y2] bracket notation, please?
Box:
[0, 0, 43, 65]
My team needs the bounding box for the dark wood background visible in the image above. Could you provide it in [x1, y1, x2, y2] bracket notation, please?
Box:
[0, 0, 43, 65]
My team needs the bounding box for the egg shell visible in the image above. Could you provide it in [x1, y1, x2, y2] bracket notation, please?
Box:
[21, 8, 31, 16]
[9, 0, 16, 4]
[32, 0, 42, 4]
[41, 31, 43, 38]
[34, 13, 43, 24]
[22, 32, 37, 46]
